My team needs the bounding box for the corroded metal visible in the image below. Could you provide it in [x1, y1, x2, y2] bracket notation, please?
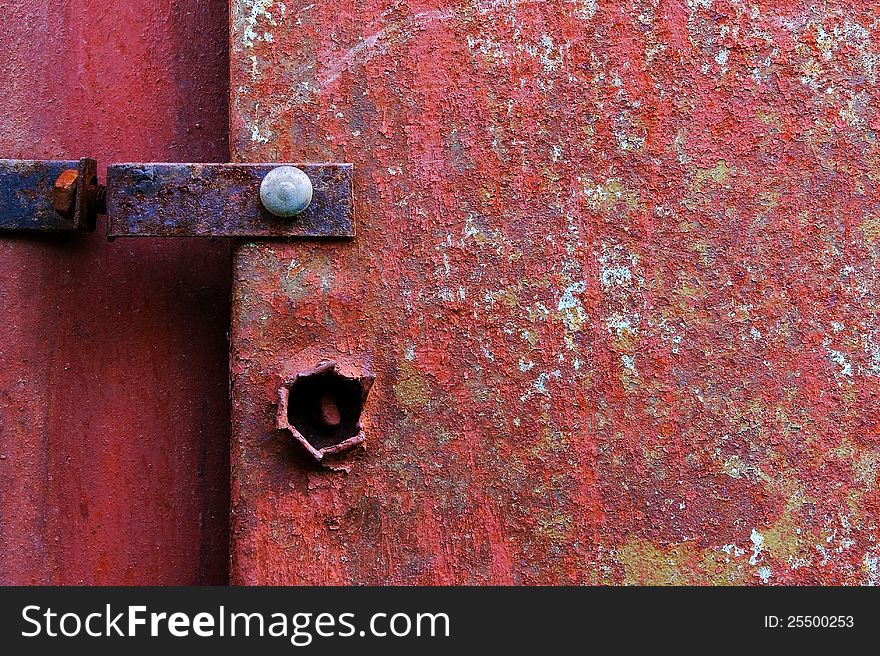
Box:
[230, 1, 880, 585]
[0, 158, 97, 232]
[107, 162, 353, 237]
[275, 360, 374, 466]
[52, 169, 79, 220]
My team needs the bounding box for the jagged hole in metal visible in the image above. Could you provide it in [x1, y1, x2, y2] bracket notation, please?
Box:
[286, 371, 364, 451]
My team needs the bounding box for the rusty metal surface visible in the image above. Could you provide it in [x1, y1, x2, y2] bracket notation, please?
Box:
[230, 1, 880, 585]
[0, 0, 230, 584]
[107, 163, 354, 237]
[71, 158, 99, 232]
[0, 159, 80, 231]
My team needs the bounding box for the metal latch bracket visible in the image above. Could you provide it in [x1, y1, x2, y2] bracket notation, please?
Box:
[0, 158, 354, 238]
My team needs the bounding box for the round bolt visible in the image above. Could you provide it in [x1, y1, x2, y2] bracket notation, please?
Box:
[260, 166, 313, 218]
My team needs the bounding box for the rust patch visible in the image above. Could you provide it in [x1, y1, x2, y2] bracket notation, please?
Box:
[51, 169, 79, 220]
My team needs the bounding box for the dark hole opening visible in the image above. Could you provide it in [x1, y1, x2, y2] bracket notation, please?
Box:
[286, 371, 365, 451]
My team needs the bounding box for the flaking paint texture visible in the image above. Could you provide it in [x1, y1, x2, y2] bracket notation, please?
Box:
[230, 0, 880, 584]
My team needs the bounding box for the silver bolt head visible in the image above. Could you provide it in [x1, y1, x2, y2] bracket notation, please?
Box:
[260, 166, 313, 218]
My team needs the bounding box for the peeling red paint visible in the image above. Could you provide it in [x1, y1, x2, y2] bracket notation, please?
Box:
[230, 0, 880, 584]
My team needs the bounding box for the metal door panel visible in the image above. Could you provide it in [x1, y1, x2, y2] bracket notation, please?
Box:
[229, 1, 880, 584]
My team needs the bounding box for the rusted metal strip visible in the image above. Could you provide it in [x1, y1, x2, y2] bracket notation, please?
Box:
[0, 158, 97, 232]
[106, 163, 354, 237]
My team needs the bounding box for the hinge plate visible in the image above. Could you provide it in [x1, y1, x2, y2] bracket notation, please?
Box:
[107, 163, 353, 238]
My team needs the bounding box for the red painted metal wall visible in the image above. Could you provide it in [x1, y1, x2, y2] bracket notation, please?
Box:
[4, 0, 879, 587]
[230, 0, 880, 584]
[0, 1, 230, 584]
